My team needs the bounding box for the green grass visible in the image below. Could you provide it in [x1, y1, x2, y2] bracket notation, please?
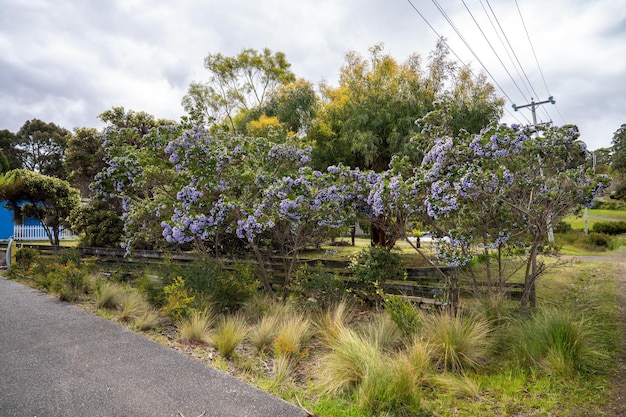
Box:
[212, 314, 248, 358]
[177, 309, 214, 344]
[564, 208, 626, 230]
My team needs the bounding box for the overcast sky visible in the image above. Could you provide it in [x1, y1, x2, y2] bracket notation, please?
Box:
[1, 0, 625, 150]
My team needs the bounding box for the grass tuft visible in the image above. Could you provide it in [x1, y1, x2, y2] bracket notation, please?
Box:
[212, 314, 248, 358]
[95, 282, 123, 309]
[248, 313, 280, 352]
[273, 313, 312, 358]
[177, 309, 214, 344]
[421, 310, 492, 372]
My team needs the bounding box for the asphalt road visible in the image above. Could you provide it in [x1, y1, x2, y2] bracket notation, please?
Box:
[0, 276, 307, 417]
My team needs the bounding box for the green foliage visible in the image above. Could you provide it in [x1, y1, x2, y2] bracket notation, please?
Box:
[611, 123, 626, 176]
[64, 127, 105, 196]
[69, 200, 123, 248]
[553, 220, 572, 234]
[15, 119, 70, 178]
[384, 295, 423, 338]
[349, 247, 406, 304]
[15, 247, 39, 270]
[583, 232, 611, 249]
[57, 247, 83, 266]
[182, 48, 295, 130]
[289, 263, 347, 309]
[49, 261, 88, 302]
[161, 276, 195, 321]
[592, 220, 626, 235]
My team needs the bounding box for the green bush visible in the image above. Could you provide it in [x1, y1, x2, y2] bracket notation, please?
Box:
[15, 247, 39, 270]
[289, 263, 347, 309]
[384, 295, 422, 338]
[57, 247, 83, 266]
[349, 247, 406, 305]
[592, 221, 626, 235]
[583, 232, 611, 249]
[49, 262, 88, 302]
[164, 259, 258, 312]
[553, 220, 572, 234]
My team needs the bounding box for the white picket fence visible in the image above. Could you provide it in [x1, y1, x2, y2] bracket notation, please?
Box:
[13, 225, 77, 241]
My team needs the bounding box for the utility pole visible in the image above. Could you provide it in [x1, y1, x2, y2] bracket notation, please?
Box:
[512, 96, 556, 125]
[512, 96, 557, 243]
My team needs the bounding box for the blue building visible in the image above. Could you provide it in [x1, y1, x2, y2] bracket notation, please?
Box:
[0, 201, 52, 241]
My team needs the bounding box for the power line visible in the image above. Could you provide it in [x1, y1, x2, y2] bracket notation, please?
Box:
[405, 0, 528, 125]
[514, 0, 566, 125]
[460, 0, 530, 102]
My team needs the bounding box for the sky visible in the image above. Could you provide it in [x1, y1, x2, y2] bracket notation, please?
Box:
[1, 0, 625, 151]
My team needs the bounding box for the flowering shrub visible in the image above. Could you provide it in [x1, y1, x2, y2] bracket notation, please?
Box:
[420, 122, 610, 306]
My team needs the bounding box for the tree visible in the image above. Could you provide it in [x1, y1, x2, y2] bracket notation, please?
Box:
[15, 119, 70, 178]
[182, 48, 296, 131]
[611, 124, 626, 177]
[90, 107, 180, 250]
[236, 78, 318, 137]
[64, 127, 105, 196]
[0, 169, 80, 245]
[0, 129, 22, 169]
[421, 122, 610, 308]
[310, 44, 433, 172]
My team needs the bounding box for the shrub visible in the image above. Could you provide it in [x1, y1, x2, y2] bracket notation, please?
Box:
[421, 310, 492, 372]
[384, 295, 423, 338]
[290, 263, 347, 309]
[553, 220, 572, 234]
[583, 232, 611, 249]
[177, 309, 214, 344]
[15, 247, 39, 270]
[349, 247, 406, 305]
[161, 276, 195, 321]
[171, 259, 258, 312]
[212, 314, 248, 358]
[50, 262, 88, 302]
[57, 248, 83, 266]
[592, 220, 626, 235]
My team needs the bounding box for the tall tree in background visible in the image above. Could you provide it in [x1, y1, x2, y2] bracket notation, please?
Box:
[64, 127, 105, 196]
[0, 129, 22, 170]
[611, 124, 626, 177]
[182, 48, 295, 131]
[310, 44, 433, 172]
[15, 119, 70, 178]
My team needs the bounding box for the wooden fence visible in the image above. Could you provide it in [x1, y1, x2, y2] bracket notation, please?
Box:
[0, 244, 524, 304]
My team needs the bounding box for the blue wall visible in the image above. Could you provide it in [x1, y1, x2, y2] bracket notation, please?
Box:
[0, 201, 43, 240]
[0, 204, 13, 240]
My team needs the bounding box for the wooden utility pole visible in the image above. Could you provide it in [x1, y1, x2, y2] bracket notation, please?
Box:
[512, 96, 555, 125]
[513, 96, 557, 243]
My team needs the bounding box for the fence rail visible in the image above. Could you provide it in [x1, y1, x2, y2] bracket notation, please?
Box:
[12, 225, 77, 241]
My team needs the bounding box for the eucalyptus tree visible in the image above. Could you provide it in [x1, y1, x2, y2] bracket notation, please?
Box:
[182, 48, 295, 131]
[15, 119, 70, 178]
